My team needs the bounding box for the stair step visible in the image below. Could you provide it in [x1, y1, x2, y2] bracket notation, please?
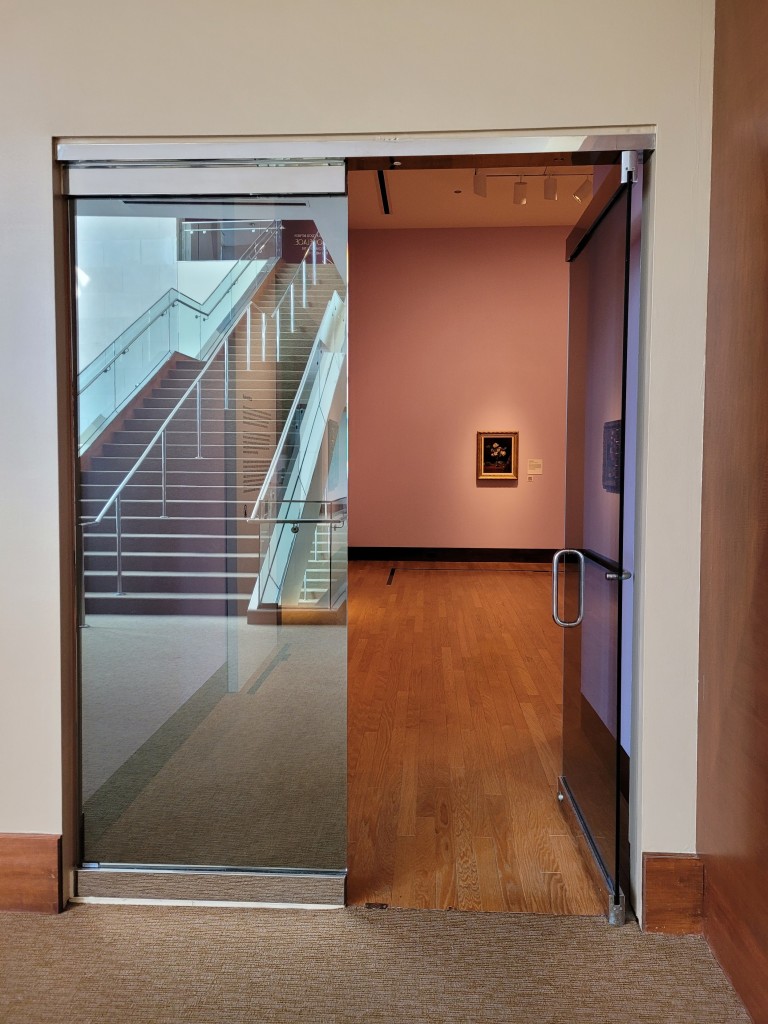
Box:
[80, 499, 236, 517]
[85, 551, 260, 572]
[83, 516, 252, 537]
[86, 571, 256, 596]
[84, 594, 249, 616]
[100, 442, 238, 459]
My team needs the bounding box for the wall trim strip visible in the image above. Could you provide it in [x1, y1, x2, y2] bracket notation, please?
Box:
[348, 546, 556, 563]
[642, 852, 703, 933]
[0, 833, 62, 913]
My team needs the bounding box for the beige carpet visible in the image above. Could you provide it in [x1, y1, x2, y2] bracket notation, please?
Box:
[0, 904, 748, 1023]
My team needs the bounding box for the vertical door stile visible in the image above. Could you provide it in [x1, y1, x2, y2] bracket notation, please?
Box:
[554, 155, 641, 924]
[69, 163, 349, 905]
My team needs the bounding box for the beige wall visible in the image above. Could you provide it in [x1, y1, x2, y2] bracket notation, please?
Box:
[0, 1, 715, 910]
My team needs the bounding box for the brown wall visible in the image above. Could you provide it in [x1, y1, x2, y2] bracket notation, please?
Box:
[698, 2, 768, 1019]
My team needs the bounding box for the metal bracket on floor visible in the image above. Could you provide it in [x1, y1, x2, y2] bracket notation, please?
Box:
[608, 891, 626, 927]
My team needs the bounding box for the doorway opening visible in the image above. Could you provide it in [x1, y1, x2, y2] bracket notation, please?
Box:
[61, 137, 643, 916]
[344, 152, 640, 917]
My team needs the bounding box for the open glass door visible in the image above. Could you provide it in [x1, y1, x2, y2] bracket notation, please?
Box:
[554, 154, 640, 924]
[68, 161, 349, 905]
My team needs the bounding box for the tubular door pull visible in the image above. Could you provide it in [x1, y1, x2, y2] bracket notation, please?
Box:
[552, 549, 585, 628]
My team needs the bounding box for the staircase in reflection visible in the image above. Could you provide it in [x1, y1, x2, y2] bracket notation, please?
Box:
[80, 261, 342, 616]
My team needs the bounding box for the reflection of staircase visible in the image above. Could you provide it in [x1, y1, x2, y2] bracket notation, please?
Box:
[298, 522, 348, 607]
[299, 526, 331, 605]
[80, 262, 341, 616]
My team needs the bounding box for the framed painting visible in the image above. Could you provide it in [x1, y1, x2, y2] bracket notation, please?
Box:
[477, 431, 519, 480]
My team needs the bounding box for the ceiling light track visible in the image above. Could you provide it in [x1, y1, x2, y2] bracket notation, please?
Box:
[377, 169, 391, 215]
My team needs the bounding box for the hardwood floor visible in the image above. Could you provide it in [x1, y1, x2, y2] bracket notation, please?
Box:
[347, 561, 604, 915]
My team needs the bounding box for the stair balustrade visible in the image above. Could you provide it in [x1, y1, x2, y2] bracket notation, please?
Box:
[78, 239, 338, 620]
[248, 287, 348, 618]
[77, 221, 281, 453]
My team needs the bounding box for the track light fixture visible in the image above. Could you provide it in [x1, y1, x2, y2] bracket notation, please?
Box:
[544, 176, 558, 201]
[513, 176, 527, 206]
[573, 178, 591, 204]
[473, 170, 487, 198]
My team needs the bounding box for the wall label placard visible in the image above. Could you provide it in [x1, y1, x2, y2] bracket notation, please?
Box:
[527, 458, 544, 475]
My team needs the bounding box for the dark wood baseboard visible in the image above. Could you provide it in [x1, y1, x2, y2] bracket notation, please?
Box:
[703, 869, 768, 1024]
[642, 852, 703, 933]
[348, 546, 556, 563]
[0, 833, 62, 913]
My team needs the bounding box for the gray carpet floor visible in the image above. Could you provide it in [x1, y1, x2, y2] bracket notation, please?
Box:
[0, 904, 749, 1023]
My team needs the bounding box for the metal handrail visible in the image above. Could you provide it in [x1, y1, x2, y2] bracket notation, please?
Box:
[82, 328, 231, 529]
[249, 290, 341, 522]
[253, 237, 324, 320]
[255, 515, 346, 526]
[79, 318, 240, 600]
[78, 293, 201, 387]
[271, 239, 317, 313]
[78, 223, 279, 390]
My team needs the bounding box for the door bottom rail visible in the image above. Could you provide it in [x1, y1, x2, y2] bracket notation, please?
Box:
[74, 866, 346, 907]
[557, 778, 628, 926]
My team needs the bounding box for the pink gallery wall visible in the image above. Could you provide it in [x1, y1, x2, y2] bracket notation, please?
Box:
[348, 226, 570, 549]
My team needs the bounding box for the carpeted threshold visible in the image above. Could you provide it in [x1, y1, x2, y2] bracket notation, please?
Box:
[0, 904, 749, 1023]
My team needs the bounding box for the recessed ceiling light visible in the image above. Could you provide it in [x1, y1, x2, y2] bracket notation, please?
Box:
[454, 189, 462, 194]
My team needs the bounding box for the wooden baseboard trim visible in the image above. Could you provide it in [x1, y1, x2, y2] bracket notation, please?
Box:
[348, 546, 556, 563]
[642, 852, 703, 933]
[0, 833, 62, 913]
[703, 870, 768, 1023]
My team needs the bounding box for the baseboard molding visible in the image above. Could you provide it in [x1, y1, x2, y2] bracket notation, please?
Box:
[76, 867, 346, 906]
[642, 853, 703, 933]
[0, 833, 62, 913]
[703, 869, 768, 1024]
[348, 546, 556, 563]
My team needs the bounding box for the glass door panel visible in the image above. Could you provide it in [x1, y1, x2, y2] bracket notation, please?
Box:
[74, 195, 348, 893]
[557, 165, 638, 918]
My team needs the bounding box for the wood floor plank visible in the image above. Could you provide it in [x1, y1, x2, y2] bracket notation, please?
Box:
[474, 835, 506, 911]
[347, 562, 604, 916]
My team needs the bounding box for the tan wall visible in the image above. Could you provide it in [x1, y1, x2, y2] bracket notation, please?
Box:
[0, 1, 715, 911]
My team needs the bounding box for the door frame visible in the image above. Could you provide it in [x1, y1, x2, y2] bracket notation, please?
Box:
[56, 127, 655, 913]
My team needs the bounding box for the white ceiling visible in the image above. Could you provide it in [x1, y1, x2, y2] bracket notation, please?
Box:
[348, 166, 594, 230]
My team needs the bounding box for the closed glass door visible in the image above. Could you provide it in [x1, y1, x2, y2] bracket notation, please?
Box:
[72, 186, 348, 902]
[554, 158, 640, 921]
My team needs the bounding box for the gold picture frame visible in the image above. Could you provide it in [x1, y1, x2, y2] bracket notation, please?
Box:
[477, 431, 519, 480]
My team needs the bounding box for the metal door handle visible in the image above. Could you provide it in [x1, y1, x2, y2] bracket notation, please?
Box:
[552, 549, 585, 628]
[605, 570, 632, 581]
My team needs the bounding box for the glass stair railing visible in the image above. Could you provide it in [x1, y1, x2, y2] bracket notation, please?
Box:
[248, 290, 347, 620]
[77, 221, 280, 453]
